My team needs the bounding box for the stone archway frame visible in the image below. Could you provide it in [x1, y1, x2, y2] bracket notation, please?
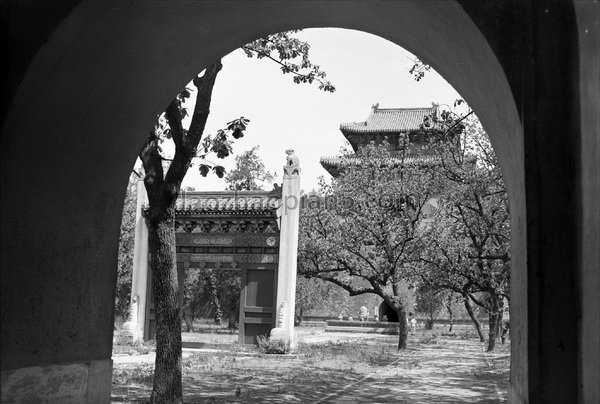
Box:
[1, 1, 527, 402]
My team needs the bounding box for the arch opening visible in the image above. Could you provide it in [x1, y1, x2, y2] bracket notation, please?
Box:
[111, 24, 516, 400]
[1, 2, 529, 402]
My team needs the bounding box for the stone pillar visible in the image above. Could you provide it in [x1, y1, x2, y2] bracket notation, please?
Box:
[271, 149, 301, 349]
[126, 180, 149, 341]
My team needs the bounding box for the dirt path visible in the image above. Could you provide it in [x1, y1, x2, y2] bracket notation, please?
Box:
[317, 340, 508, 403]
[112, 332, 509, 403]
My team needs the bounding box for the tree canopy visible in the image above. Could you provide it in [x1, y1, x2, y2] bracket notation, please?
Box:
[298, 142, 439, 349]
[416, 113, 511, 351]
[298, 106, 510, 351]
[225, 146, 274, 191]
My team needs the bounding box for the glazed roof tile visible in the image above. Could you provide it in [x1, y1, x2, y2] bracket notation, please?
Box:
[143, 190, 282, 214]
[177, 190, 281, 213]
[340, 106, 439, 134]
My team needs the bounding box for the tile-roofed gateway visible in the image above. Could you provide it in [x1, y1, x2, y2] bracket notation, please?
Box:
[137, 151, 302, 346]
[142, 189, 284, 342]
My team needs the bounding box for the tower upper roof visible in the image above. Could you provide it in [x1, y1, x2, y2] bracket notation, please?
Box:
[340, 104, 439, 135]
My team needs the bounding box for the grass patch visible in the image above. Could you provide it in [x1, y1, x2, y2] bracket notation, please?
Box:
[183, 352, 240, 374]
[420, 333, 439, 345]
[112, 333, 155, 356]
[112, 330, 510, 403]
[298, 340, 398, 368]
[456, 328, 481, 340]
[112, 363, 154, 386]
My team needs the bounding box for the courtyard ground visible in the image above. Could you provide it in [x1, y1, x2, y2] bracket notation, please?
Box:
[111, 326, 509, 403]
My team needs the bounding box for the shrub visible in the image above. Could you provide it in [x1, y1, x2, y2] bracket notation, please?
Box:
[256, 335, 290, 354]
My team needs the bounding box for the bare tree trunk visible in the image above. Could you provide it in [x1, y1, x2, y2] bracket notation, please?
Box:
[205, 270, 222, 325]
[426, 311, 434, 329]
[396, 306, 408, 350]
[463, 295, 485, 342]
[446, 296, 454, 333]
[486, 295, 502, 352]
[296, 305, 304, 326]
[138, 59, 223, 404]
[147, 213, 183, 404]
[182, 311, 194, 333]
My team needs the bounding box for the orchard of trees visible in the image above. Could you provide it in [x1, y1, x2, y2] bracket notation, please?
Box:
[417, 113, 510, 352]
[298, 111, 510, 353]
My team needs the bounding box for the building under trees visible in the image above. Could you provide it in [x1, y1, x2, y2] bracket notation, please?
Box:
[318, 103, 456, 319]
[299, 103, 509, 350]
[320, 103, 455, 176]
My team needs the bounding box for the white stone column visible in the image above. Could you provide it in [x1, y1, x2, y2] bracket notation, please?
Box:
[124, 180, 149, 341]
[271, 150, 301, 349]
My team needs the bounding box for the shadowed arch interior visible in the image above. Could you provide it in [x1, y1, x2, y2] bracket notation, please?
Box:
[6, 1, 593, 403]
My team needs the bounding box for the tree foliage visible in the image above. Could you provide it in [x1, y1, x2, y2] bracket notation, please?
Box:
[182, 269, 240, 329]
[417, 112, 510, 351]
[414, 284, 445, 330]
[181, 268, 202, 332]
[225, 146, 274, 191]
[205, 269, 241, 327]
[242, 31, 335, 92]
[408, 57, 431, 82]
[294, 276, 335, 323]
[298, 142, 439, 350]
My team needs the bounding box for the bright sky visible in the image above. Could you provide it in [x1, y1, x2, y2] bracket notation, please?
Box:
[178, 28, 462, 193]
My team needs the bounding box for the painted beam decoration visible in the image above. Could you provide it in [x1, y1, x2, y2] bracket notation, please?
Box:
[171, 190, 282, 268]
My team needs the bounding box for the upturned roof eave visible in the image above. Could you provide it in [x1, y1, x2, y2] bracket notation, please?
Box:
[339, 124, 445, 135]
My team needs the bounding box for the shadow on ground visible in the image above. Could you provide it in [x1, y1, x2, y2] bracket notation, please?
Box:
[112, 331, 509, 403]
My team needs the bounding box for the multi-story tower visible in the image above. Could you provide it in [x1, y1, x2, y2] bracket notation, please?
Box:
[319, 104, 455, 321]
[321, 103, 454, 176]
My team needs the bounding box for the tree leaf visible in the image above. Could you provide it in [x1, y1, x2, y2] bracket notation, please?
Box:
[199, 164, 211, 177]
[213, 165, 226, 178]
